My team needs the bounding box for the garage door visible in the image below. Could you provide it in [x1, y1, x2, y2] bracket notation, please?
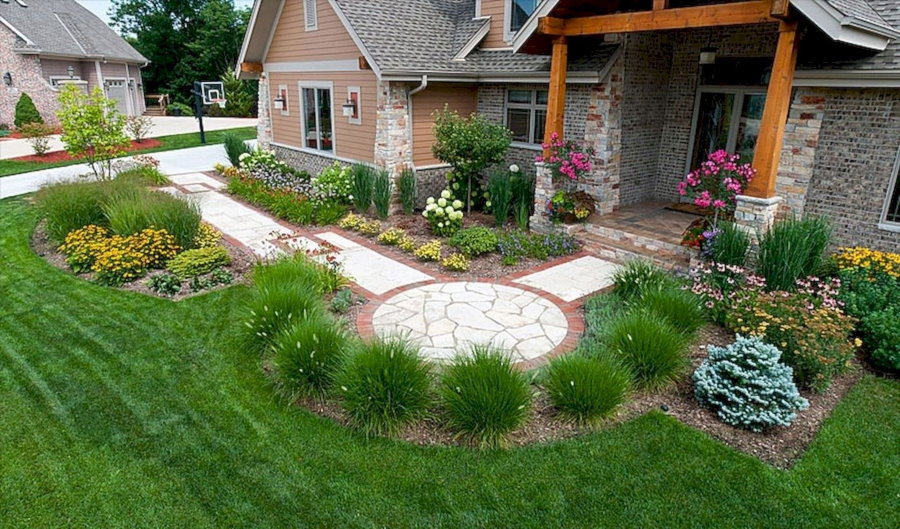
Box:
[105, 80, 128, 115]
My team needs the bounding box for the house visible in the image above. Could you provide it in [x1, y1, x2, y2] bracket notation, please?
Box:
[0, 0, 147, 126]
[238, 0, 900, 254]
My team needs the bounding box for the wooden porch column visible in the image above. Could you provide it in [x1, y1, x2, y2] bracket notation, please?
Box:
[747, 20, 799, 198]
[544, 36, 568, 150]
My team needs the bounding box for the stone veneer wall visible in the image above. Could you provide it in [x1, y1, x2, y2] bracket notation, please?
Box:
[256, 73, 273, 149]
[801, 88, 900, 252]
[581, 54, 624, 214]
[0, 27, 61, 126]
[774, 89, 825, 218]
[374, 81, 413, 174]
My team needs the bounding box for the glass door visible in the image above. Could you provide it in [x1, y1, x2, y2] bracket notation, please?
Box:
[688, 88, 766, 171]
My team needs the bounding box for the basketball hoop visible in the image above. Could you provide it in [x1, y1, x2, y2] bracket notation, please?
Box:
[212, 98, 227, 109]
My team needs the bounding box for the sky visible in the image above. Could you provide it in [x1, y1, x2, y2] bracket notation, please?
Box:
[77, 0, 255, 24]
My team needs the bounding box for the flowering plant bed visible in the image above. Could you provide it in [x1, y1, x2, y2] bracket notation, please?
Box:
[537, 132, 593, 182]
[677, 150, 755, 226]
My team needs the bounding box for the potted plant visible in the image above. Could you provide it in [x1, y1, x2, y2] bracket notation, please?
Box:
[546, 190, 595, 224]
[677, 150, 756, 228]
[537, 132, 593, 182]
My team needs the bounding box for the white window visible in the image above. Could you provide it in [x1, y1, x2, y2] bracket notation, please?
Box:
[276, 84, 289, 115]
[300, 82, 334, 152]
[505, 88, 547, 145]
[49, 76, 81, 87]
[304, 0, 318, 31]
[882, 145, 900, 227]
[508, 0, 538, 35]
[347, 86, 361, 125]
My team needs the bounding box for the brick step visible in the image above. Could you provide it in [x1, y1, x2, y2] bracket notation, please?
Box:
[577, 230, 694, 273]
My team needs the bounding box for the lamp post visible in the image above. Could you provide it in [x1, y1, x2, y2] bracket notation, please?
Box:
[67, 65, 75, 79]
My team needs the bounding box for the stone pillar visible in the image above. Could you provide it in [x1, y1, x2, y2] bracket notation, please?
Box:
[256, 73, 273, 149]
[774, 89, 825, 218]
[734, 194, 783, 241]
[375, 81, 414, 212]
[581, 55, 624, 214]
[529, 162, 553, 231]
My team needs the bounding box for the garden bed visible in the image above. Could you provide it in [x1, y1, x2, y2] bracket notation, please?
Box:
[11, 138, 163, 164]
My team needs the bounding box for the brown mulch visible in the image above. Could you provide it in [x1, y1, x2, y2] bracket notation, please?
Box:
[11, 138, 163, 163]
[31, 219, 256, 301]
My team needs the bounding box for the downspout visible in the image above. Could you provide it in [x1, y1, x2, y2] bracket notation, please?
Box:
[406, 75, 428, 173]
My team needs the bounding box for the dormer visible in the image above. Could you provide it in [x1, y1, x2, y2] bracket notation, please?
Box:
[478, 0, 539, 49]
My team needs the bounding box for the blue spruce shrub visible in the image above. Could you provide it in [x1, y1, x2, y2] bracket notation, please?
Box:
[693, 335, 809, 432]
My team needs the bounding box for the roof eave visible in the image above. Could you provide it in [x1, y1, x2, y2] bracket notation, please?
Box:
[511, 0, 558, 53]
[789, 0, 897, 51]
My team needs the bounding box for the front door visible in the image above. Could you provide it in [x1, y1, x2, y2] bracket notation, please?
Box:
[689, 88, 766, 170]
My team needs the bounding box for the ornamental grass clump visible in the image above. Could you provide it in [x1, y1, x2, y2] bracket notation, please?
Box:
[693, 335, 809, 432]
[336, 337, 432, 436]
[103, 190, 202, 250]
[372, 168, 392, 219]
[397, 169, 417, 214]
[488, 169, 514, 227]
[438, 346, 532, 448]
[634, 286, 705, 337]
[244, 284, 325, 352]
[606, 311, 688, 390]
[349, 164, 374, 213]
[757, 216, 831, 291]
[704, 221, 750, 266]
[545, 354, 631, 425]
[36, 180, 118, 243]
[253, 253, 345, 295]
[272, 314, 350, 399]
[612, 260, 676, 302]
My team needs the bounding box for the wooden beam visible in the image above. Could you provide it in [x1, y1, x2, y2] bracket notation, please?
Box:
[543, 36, 568, 152]
[240, 62, 263, 73]
[358, 56, 370, 70]
[769, 0, 791, 19]
[747, 20, 800, 199]
[539, 1, 774, 36]
[653, 0, 669, 10]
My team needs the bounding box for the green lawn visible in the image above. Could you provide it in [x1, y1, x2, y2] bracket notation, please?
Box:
[0, 127, 256, 177]
[0, 197, 897, 528]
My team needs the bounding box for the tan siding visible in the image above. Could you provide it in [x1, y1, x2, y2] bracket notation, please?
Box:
[268, 70, 378, 163]
[412, 84, 478, 166]
[481, 0, 508, 49]
[40, 59, 86, 82]
[266, 0, 362, 63]
[99, 63, 128, 79]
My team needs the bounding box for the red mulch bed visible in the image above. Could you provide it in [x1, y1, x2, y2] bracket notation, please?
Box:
[10, 138, 163, 163]
[0, 127, 63, 140]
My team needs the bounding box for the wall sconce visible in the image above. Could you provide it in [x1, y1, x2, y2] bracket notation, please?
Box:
[342, 98, 357, 117]
[699, 45, 717, 65]
[3, 72, 12, 86]
[273, 97, 285, 110]
[67, 65, 75, 79]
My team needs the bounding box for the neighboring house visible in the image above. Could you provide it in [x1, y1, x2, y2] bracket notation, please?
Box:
[238, 0, 900, 252]
[0, 0, 147, 126]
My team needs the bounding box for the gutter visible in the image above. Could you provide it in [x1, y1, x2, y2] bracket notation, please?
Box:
[407, 75, 428, 172]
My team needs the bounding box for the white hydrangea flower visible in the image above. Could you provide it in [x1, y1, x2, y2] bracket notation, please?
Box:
[435, 208, 444, 217]
[445, 206, 454, 214]
[238, 153, 251, 161]
[437, 198, 447, 207]
[438, 222, 444, 228]
[422, 211, 428, 218]
[426, 197, 435, 205]
[486, 201, 492, 208]
[452, 183, 460, 190]
[425, 203, 436, 211]
[452, 200, 463, 209]
[509, 164, 520, 173]
[441, 189, 451, 199]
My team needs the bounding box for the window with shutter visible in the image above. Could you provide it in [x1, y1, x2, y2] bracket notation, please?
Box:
[304, 0, 318, 31]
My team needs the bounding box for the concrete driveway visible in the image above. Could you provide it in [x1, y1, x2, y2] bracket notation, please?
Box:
[0, 116, 256, 160]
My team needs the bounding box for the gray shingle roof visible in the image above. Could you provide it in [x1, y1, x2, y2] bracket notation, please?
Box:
[825, 0, 894, 31]
[333, 0, 615, 77]
[0, 0, 146, 63]
[799, 0, 900, 71]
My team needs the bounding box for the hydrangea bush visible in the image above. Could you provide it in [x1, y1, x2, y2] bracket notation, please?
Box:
[313, 162, 353, 204]
[239, 149, 312, 194]
[423, 190, 464, 236]
[694, 335, 809, 432]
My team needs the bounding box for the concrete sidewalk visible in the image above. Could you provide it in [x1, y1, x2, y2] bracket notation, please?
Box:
[0, 116, 256, 160]
[0, 141, 256, 199]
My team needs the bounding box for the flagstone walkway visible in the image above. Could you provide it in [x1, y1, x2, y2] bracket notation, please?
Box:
[164, 172, 621, 367]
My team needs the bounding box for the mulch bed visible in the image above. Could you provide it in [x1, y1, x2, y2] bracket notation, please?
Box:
[11, 138, 163, 163]
[31, 219, 256, 301]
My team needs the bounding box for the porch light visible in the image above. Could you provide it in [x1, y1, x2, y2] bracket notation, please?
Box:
[67, 65, 75, 79]
[3, 72, 11, 86]
[699, 46, 717, 65]
[342, 98, 357, 117]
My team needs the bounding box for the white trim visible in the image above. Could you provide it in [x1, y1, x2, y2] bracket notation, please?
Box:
[794, 69, 900, 88]
[0, 15, 34, 46]
[414, 163, 452, 171]
[237, 0, 264, 72]
[124, 63, 135, 116]
[270, 141, 361, 165]
[475, 0, 482, 18]
[325, 0, 383, 78]
[880, 144, 900, 228]
[304, 0, 318, 31]
[299, 80, 336, 153]
[503, 87, 548, 145]
[453, 20, 491, 61]
[49, 75, 82, 86]
[511, 0, 559, 52]
[346, 85, 362, 125]
[94, 61, 104, 92]
[264, 59, 361, 73]
[789, 0, 897, 51]
[380, 72, 602, 84]
[54, 13, 87, 55]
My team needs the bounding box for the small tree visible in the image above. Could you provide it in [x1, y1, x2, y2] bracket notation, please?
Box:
[431, 108, 511, 212]
[125, 115, 154, 143]
[57, 85, 130, 180]
[221, 69, 256, 117]
[14, 92, 44, 127]
[19, 122, 55, 156]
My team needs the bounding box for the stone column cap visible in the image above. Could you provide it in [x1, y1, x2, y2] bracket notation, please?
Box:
[735, 194, 783, 206]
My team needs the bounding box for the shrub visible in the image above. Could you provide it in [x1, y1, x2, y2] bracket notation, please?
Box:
[694, 335, 809, 432]
[314, 162, 353, 204]
[757, 217, 831, 291]
[397, 235, 415, 253]
[397, 169, 417, 214]
[253, 253, 345, 295]
[414, 240, 442, 262]
[58, 85, 129, 180]
[372, 168, 392, 220]
[438, 347, 531, 447]
[612, 260, 675, 302]
[349, 164, 374, 213]
[835, 246, 900, 278]
[244, 284, 325, 352]
[358, 219, 382, 237]
[19, 122, 54, 156]
[582, 294, 623, 342]
[423, 190, 464, 237]
[193, 222, 222, 249]
[125, 115, 153, 143]
[103, 191, 202, 250]
[57, 225, 111, 273]
[488, 170, 513, 227]
[705, 221, 750, 266]
[91, 229, 180, 286]
[606, 311, 688, 389]
[223, 132, 253, 166]
[166, 102, 193, 116]
[148, 273, 182, 296]
[725, 289, 855, 391]
[634, 286, 705, 337]
[239, 149, 312, 194]
[14, 92, 43, 127]
[448, 227, 498, 257]
[545, 354, 631, 425]
[861, 307, 900, 371]
[837, 267, 900, 320]
[36, 180, 111, 243]
[338, 213, 365, 231]
[273, 315, 349, 398]
[336, 337, 432, 436]
[330, 288, 356, 314]
[116, 166, 169, 186]
[166, 246, 231, 278]
[377, 227, 407, 246]
[441, 253, 470, 272]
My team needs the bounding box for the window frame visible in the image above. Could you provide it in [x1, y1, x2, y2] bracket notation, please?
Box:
[304, 0, 318, 31]
[49, 75, 82, 87]
[505, 0, 538, 41]
[879, 144, 900, 231]
[503, 88, 548, 148]
[299, 80, 335, 153]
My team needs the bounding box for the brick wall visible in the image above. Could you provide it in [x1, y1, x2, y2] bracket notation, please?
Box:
[802, 88, 900, 252]
[0, 27, 61, 126]
[272, 143, 346, 176]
